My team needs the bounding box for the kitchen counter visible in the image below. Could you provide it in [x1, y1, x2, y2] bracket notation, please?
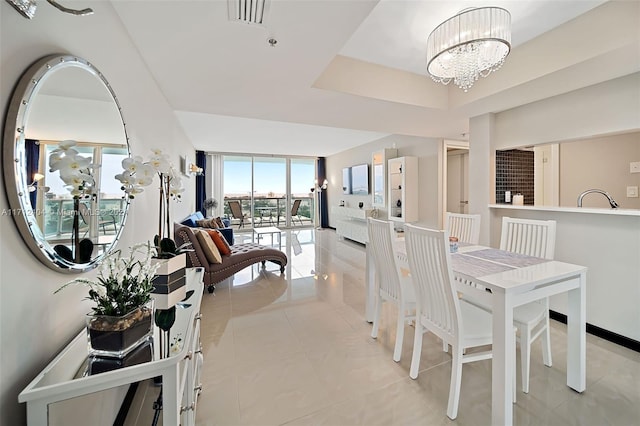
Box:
[489, 204, 640, 216]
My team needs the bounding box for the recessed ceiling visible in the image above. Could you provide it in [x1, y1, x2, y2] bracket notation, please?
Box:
[111, 0, 637, 156]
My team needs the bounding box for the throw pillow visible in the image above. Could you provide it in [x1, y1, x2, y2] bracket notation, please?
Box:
[196, 218, 217, 229]
[195, 229, 222, 264]
[206, 229, 231, 256]
[215, 217, 225, 228]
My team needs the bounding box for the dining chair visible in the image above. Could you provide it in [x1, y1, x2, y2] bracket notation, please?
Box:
[404, 224, 515, 419]
[227, 200, 248, 229]
[290, 199, 303, 226]
[367, 218, 416, 362]
[500, 216, 556, 394]
[445, 212, 481, 244]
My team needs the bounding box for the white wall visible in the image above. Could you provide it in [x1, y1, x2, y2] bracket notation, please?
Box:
[326, 134, 440, 229]
[0, 2, 196, 424]
[469, 74, 640, 341]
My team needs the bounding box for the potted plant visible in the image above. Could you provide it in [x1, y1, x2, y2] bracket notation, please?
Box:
[115, 149, 188, 309]
[48, 140, 97, 263]
[55, 242, 158, 358]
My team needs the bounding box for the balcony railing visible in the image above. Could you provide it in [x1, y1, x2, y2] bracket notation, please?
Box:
[223, 196, 314, 229]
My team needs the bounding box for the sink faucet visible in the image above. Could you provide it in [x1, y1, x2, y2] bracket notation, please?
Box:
[577, 189, 619, 208]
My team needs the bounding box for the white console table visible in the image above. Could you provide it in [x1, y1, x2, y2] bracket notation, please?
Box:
[332, 206, 373, 244]
[19, 268, 205, 425]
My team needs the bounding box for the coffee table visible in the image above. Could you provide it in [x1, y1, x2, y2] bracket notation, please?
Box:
[253, 226, 282, 250]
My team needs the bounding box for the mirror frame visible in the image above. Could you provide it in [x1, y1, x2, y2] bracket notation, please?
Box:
[3, 54, 130, 273]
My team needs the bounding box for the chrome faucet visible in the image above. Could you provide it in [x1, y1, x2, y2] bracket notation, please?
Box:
[577, 189, 619, 208]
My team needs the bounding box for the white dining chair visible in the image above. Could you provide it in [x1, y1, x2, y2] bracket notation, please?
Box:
[445, 212, 481, 244]
[367, 218, 416, 362]
[405, 224, 515, 419]
[501, 216, 556, 394]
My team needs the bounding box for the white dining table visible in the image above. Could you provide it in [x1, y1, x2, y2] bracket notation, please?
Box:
[365, 241, 587, 426]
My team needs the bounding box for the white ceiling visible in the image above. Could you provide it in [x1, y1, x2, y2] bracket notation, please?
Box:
[111, 0, 634, 157]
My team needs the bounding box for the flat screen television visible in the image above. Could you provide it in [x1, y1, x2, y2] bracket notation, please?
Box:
[350, 164, 369, 195]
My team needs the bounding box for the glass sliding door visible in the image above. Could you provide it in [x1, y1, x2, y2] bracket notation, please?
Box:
[253, 157, 286, 227]
[223, 155, 253, 229]
[221, 154, 316, 231]
[290, 158, 315, 227]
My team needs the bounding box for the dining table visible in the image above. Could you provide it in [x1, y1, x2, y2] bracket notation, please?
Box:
[365, 240, 587, 426]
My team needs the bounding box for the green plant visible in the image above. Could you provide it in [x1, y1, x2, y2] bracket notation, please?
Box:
[153, 235, 193, 259]
[55, 242, 157, 316]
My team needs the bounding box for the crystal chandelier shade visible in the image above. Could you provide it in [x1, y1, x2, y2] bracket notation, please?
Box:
[427, 7, 511, 92]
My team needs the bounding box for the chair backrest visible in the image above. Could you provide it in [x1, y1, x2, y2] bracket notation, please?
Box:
[367, 218, 403, 302]
[445, 212, 481, 244]
[228, 200, 243, 219]
[405, 224, 461, 344]
[291, 199, 302, 215]
[499, 217, 556, 260]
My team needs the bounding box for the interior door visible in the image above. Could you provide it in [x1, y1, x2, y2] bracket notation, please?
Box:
[447, 149, 469, 214]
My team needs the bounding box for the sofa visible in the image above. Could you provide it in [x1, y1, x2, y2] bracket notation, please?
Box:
[174, 223, 287, 293]
[180, 211, 234, 245]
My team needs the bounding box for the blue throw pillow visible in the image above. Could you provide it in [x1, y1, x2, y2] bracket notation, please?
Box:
[180, 212, 205, 228]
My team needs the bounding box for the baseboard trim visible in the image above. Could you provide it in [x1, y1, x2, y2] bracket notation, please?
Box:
[549, 310, 639, 353]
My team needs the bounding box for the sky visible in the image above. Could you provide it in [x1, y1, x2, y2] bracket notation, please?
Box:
[223, 156, 316, 197]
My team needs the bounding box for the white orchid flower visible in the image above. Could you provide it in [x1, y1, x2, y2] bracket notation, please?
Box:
[122, 156, 144, 173]
[59, 140, 77, 150]
[135, 176, 154, 187]
[138, 164, 156, 180]
[148, 156, 171, 174]
[115, 171, 134, 185]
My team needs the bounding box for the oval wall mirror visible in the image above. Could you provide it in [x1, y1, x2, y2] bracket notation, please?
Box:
[3, 54, 130, 273]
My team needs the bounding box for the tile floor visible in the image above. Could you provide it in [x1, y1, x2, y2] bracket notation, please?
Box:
[187, 229, 638, 425]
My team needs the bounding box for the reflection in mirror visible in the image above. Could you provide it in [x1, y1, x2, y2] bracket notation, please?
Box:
[3, 55, 130, 273]
[496, 131, 640, 209]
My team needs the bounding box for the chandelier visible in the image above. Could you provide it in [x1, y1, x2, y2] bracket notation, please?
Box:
[426, 7, 511, 92]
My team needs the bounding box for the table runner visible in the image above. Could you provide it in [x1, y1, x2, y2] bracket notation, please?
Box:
[451, 253, 514, 277]
[463, 248, 550, 268]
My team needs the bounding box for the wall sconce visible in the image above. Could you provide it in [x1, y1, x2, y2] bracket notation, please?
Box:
[310, 179, 328, 193]
[189, 163, 203, 176]
[5, 0, 93, 19]
[310, 270, 328, 280]
[28, 173, 50, 193]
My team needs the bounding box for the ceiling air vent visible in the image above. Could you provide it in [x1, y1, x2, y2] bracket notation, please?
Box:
[228, 0, 270, 26]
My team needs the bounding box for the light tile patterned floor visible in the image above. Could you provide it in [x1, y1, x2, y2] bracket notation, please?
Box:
[184, 229, 639, 426]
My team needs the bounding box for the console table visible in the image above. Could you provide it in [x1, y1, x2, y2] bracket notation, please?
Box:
[332, 206, 373, 244]
[19, 267, 205, 425]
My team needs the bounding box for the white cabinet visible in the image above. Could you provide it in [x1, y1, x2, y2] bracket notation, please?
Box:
[19, 268, 205, 426]
[388, 156, 419, 223]
[332, 206, 373, 244]
[371, 148, 397, 208]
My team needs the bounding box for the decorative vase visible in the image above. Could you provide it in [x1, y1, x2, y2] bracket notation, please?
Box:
[86, 299, 154, 358]
[151, 253, 187, 309]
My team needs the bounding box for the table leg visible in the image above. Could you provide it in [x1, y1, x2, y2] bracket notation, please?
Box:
[567, 272, 587, 392]
[365, 245, 376, 323]
[492, 291, 514, 426]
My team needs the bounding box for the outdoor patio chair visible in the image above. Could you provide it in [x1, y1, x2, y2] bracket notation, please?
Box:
[228, 200, 248, 229]
[291, 199, 304, 226]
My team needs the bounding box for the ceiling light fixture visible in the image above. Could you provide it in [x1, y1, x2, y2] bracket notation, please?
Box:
[5, 0, 93, 19]
[426, 7, 511, 92]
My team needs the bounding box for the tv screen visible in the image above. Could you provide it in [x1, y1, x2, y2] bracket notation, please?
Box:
[342, 168, 352, 194]
[350, 164, 369, 195]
